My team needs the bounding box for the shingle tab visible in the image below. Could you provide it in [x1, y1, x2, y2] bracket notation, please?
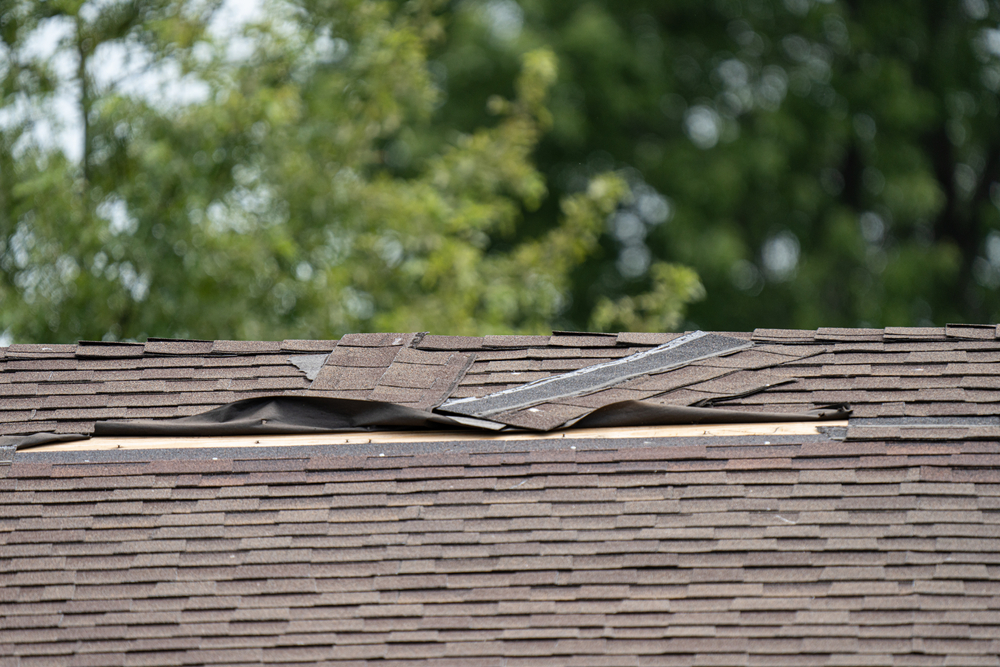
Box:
[143, 338, 214, 356]
[616, 331, 684, 346]
[415, 335, 485, 351]
[6, 343, 78, 357]
[884, 327, 948, 341]
[280, 339, 339, 352]
[211, 340, 282, 354]
[945, 323, 998, 340]
[483, 335, 552, 348]
[752, 329, 816, 343]
[814, 328, 883, 342]
[75, 342, 145, 358]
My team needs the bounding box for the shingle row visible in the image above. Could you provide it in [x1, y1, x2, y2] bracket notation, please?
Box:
[3, 328, 1000, 436]
[4, 436, 1000, 665]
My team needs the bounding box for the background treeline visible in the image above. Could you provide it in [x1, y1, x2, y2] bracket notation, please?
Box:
[2, 0, 999, 341]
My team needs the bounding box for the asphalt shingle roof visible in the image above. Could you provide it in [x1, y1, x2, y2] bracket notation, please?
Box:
[3, 325, 1000, 666]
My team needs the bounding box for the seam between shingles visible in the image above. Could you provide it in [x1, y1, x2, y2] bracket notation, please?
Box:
[428, 352, 476, 409]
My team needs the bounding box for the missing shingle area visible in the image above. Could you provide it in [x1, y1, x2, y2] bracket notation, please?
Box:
[288, 354, 329, 381]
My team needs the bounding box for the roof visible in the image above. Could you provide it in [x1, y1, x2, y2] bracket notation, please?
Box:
[2, 326, 1000, 665]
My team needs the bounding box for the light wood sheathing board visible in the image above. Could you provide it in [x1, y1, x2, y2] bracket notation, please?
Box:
[27, 421, 846, 451]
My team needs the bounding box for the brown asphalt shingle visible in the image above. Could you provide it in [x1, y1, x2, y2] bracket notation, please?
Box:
[6, 436, 1000, 665]
[5, 325, 1000, 664]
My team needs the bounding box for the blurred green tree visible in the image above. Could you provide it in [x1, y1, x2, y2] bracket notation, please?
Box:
[431, 0, 1000, 329]
[0, 0, 703, 342]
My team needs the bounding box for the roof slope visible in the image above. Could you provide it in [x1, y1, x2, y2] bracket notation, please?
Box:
[3, 326, 1000, 666]
[2, 325, 999, 438]
[5, 435, 1000, 666]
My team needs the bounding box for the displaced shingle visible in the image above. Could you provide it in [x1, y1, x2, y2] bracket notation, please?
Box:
[441, 332, 750, 423]
[751, 329, 816, 343]
[616, 332, 684, 346]
[884, 327, 948, 341]
[280, 339, 338, 352]
[322, 346, 401, 368]
[338, 333, 417, 347]
[75, 342, 145, 358]
[311, 366, 387, 391]
[945, 324, 998, 340]
[814, 328, 884, 342]
[482, 335, 551, 348]
[143, 339, 214, 355]
[6, 344, 78, 358]
[415, 335, 485, 351]
[548, 334, 619, 348]
[211, 340, 282, 354]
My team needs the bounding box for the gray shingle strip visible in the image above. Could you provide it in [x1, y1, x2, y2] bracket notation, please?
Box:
[618, 365, 729, 392]
[694, 349, 809, 370]
[321, 345, 401, 368]
[211, 340, 282, 353]
[814, 328, 883, 341]
[548, 334, 619, 347]
[338, 332, 417, 347]
[75, 341, 145, 358]
[944, 323, 999, 339]
[439, 332, 751, 420]
[311, 365, 388, 391]
[884, 327, 948, 341]
[6, 343, 78, 357]
[280, 339, 338, 352]
[415, 335, 484, 350]
[686, 370, 794, 397]
[482, 335, 551, 348]
[751, 329, 817, 343]
[490, 403, 594, 430]
[143, 338, 214, 356]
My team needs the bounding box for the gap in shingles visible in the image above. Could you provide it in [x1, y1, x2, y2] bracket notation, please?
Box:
[288, 355, 329, 381]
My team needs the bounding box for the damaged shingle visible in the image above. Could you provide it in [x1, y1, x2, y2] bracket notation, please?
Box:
[440, 332, 751, 422]
[288, 354, 329, 381]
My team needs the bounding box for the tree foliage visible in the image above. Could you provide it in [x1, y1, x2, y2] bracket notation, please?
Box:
[0, 0, 701, 342]
[432, 0, 1000, 330]
[5, 0, 999, 343]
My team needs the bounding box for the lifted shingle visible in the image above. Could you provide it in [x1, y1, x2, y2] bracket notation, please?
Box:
[440, 332, 751, 423]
